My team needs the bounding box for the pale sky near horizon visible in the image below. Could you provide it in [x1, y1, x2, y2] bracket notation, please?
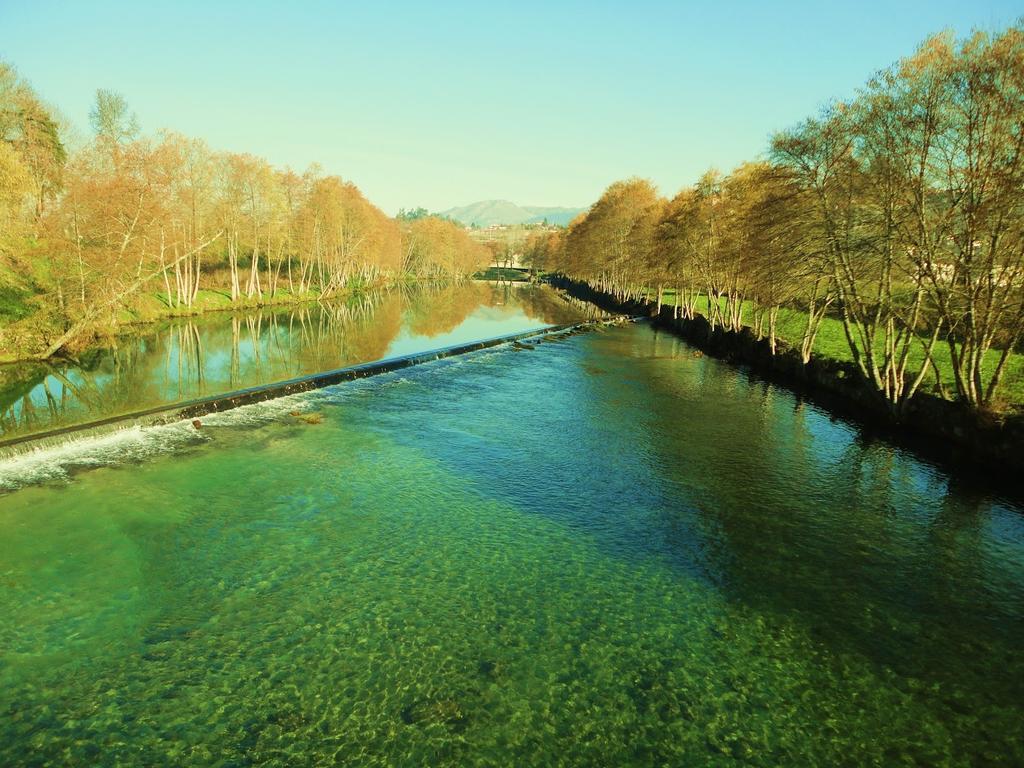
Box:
[1, 1, 1020, 214]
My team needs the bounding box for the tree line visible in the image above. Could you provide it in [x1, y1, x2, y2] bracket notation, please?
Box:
[526, 25, 1024, 414]
[0, 66, 488, 359]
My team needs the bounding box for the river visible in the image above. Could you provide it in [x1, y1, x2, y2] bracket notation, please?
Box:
[0, 287, 1022, 765]
[0, 282, 589, 445]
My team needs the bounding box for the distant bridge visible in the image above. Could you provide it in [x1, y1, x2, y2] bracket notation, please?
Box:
[489, 253, 528, 271]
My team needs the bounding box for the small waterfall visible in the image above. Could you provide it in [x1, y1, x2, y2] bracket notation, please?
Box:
[0, 320, 634, 491]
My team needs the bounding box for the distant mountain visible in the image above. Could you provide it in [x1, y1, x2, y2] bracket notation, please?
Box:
[439, 200, 585, 227]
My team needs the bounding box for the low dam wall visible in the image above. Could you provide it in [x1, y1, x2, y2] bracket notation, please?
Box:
[553, 277, 1024, 480]
[0, 318, 632, 455]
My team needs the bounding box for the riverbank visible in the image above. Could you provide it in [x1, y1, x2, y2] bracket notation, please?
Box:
[552, 277, 1024, 479]
[637, 288, 1024, 407]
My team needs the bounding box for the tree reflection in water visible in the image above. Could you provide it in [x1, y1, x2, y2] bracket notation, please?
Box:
[0, 283, 586, 441]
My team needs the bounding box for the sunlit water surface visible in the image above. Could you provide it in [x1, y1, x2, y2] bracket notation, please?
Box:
[1, 323, 1022, 766]
[0, 282, 587, 443]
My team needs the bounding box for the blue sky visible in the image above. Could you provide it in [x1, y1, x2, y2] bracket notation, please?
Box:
[1, 1, 1020, 213]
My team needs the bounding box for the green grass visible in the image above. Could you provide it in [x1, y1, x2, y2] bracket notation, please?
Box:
[117, 287, 342, 324]
[0, 285, 32, 324]
[647, 289, 1024, 408]
[0, 259, 41, 326]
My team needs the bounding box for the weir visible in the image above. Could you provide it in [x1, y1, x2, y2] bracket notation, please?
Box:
[0, 316, 637, 458]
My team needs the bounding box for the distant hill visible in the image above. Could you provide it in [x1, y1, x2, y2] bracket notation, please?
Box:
[439, 200, 585, 227]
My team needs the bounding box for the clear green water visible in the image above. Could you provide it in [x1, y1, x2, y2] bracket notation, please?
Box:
[1, 324, 1022, 766]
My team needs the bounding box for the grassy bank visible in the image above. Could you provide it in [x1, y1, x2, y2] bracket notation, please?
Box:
[646, 289, 1024, 409]
[118, 288, 337, 324]
[0, 285, 33, 325]
[0, 260, 43, 326]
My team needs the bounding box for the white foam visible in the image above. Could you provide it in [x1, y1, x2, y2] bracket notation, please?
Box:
[196, 390, 319, 427]
[0, 421, 208, 492]
[0, 381, 353, 492]
[0, 337, 532, 493]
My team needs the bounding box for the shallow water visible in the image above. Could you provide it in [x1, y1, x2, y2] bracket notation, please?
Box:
[0, 282, 587, 443]
[1, 323, 1022, 766]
